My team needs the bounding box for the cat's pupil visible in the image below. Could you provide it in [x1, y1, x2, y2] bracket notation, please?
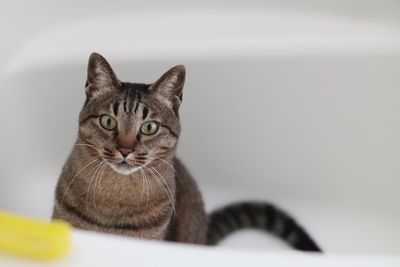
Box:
[107, 118, 111, 125]
[147, 124, 152, 131]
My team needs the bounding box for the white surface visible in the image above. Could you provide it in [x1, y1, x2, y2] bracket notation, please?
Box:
[0, 0, 400, 265]
[1, 230, 400, 267]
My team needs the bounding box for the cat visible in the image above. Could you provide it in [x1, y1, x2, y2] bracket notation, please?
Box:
[52, 53, 321, 251]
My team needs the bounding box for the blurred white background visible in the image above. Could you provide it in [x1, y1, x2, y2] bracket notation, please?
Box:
[0, 0, 399, 259]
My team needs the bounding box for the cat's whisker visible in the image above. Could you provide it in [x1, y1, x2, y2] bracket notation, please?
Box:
[148, 155, 178, 177]
[143, 166, 151, 212]
[92, 161, 106, 209]
[139, 166, 146, 202]
[93, 162, 107, 211]
[150, 166, 175, 206]
[85, 161, 104, 212]
[61, 159, 98, 204]
[145, 166, 176, 215]
[140, 144, 177, 176]
[139, 167, 150, 214]
[144, 166, 166, 208]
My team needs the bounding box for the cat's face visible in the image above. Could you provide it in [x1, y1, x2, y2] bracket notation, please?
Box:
[78, 53, 184, 175]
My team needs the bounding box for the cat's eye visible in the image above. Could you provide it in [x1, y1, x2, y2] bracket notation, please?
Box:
[140, 121, 159, 135]
[100, 115, 117, 130]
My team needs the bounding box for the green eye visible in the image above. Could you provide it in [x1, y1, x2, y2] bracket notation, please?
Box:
[140, 121, 159, 135]
[100, 115, 117, 130]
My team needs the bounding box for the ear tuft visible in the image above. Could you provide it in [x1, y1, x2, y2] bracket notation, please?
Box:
[149, 65, 186, 111]
[86, 52, 121, 99]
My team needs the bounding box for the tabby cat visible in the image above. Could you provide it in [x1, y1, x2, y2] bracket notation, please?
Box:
[52, 53, 321, 251]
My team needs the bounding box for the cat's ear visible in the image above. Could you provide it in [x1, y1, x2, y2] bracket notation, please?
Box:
[149, 65, 185, 111]
[85, 52, 121, 98]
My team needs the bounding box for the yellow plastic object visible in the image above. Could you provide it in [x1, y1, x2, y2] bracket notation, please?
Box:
[0, 211, 71, 260]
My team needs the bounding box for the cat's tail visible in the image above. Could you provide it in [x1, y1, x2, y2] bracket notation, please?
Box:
[206, 202, 322, 252]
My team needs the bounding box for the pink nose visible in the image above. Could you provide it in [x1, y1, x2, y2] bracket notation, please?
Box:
[117, 146, 134, 157]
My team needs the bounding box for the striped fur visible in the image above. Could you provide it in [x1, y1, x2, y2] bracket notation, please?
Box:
[207, 202, 321, 252]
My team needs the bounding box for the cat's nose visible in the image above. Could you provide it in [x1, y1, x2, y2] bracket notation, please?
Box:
[117, 146, 134, 158]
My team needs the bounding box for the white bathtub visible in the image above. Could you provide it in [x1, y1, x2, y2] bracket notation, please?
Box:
[1, 1, 399, 266]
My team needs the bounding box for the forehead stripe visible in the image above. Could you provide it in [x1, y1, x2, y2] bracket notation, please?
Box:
[142, 107, 149, 120]
[123, 100, 128, 113]
[113, 102, 119, 116]
[133, 101, 139, 113]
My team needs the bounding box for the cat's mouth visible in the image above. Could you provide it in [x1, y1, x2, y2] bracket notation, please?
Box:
[115, 161, 131, 167]
[107, 159, 142, 175]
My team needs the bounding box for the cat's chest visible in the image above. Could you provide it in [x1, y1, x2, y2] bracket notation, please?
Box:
[81, 171, 147, 210]
[73, 168, 172, 217]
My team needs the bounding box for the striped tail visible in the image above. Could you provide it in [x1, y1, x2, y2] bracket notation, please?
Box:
[206, 202, 322, 252]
